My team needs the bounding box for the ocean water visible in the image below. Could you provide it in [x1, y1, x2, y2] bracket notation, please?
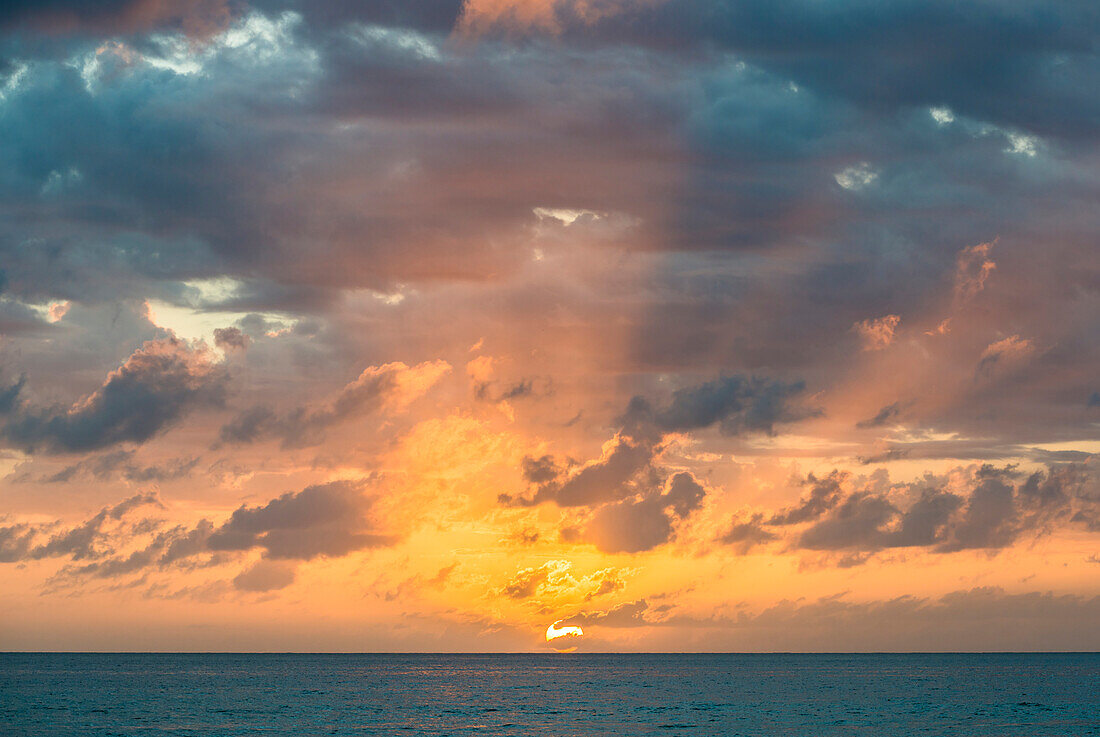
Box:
[2, 653, 1098, 736]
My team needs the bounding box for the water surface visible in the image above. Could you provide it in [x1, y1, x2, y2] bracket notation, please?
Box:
[3, 653, 1098, 735]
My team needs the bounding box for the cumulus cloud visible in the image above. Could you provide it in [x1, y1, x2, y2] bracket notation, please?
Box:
[498, 559, 626, 600]
[218, 360, 450, 448]
[501, 375, 811, 551]
[1, 337, 227, 454]
[508, 376, 810, 506]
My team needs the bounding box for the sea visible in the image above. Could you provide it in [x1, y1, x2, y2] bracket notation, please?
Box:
[2, 653, 1098, 736]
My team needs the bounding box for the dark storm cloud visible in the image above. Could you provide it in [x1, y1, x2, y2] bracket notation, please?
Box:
[558, 0, 1100, 141]
[0, 0, 1093, 471]
[720, 461, 1100, 560]
[1, 337, 227, 453]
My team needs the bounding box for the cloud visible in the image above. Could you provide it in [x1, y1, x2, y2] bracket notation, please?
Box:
[567, 598, 651, 628]
[502, 376, 807, 553]
[0, 0, 237, 37]
[632, 375, 814, 437]
[977, 335, 1034, 377]
[719, 462, 1100, 560]
[218, 360, 450, 448]
[954, 240, 997, 302]
[498, 559, 625, 600]
[856, 402, 901, 429]
[232, 558, 296, 592]
[27, 492, 162, 561]
[207, 480, 396, 560]
[213, 326, 249, 351]
[457, 0, 657, 36]
[718, 514, 777, 554]
[853, 314, 900, 351]
[0, 481, 396, 588]
[500, 560, 561, 599]
[565, 587, 1100, 652]
[38, 450, 198, 483]
[768, 471, 847, 526]
[2, 337, 227, 454]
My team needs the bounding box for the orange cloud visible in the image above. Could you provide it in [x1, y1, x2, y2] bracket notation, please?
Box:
[954, 239, 997, 302]
[457, 0, 663, 36]
[853, 314, 901, 351]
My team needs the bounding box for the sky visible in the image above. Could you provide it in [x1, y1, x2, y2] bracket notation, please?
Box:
[0, 0, 1098, 652]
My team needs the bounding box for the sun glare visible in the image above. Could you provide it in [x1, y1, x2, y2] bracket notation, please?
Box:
[546, 621, 583, 642]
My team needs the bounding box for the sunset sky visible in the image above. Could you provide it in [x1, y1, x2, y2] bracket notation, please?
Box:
[1, 0, 1098, 652]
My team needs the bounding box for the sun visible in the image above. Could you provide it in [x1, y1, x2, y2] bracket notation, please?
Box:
[545, 621, 583, 651]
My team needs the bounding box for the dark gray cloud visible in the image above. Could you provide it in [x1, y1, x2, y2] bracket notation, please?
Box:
[768, 471, 846, 526]
[206, 480, 395, 560]
[558, 472, 706, 553]
[1, 337, 227, 454]
[217, 360, 445, 448]
[213, 326, 249, 352]
[0, 2, 1092, 466]
[34, 449, 199, 483]
[857, 402, 901, 429]
[622, 376, 814, 438]
[0, 522, 37, 562]
[718, 514, 777, 554]
[27, 492, 162, 561]
[555, 0, 1100, 142]
[721, 461, 1100, 560]
[504, 375, 810, 510]
[0, 481, 394, 588]
[0, 0, 237, 36]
